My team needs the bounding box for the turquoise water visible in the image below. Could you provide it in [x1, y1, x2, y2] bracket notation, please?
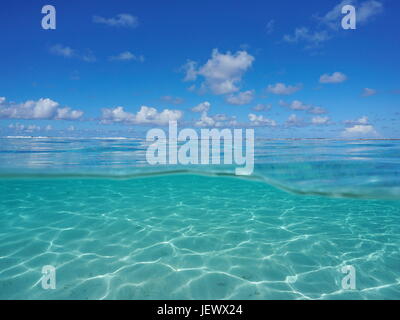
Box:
[0, 138, 400, 299]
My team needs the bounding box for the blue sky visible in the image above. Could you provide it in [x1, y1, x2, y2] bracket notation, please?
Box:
[0, 0, 399, 138]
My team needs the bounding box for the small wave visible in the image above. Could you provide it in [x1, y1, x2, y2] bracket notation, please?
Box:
[1, 168, 400, 201]
[0, 138, 399, 201]
[4, 135, 51, 139]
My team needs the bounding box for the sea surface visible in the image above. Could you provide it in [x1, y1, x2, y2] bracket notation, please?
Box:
[0, 137, 399, 299]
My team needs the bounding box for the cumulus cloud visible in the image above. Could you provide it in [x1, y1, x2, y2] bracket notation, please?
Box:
[8, 123, 52, 132]
[195, 111, 238, 128]
[362, 88, 377, 97]
[319, 72, 347, 84]
[161, 96, 184, 105]
[191, 102, 237, 127]
[342, 124, 378, 137]
[357, 0, 384, 22]
[344, 116, 369, 125]
[248, 113, 276, 127]
[109, 51, 144, 62]
[50, 44, 96, 62]
[252, 104, 272, 112]
[267, 83, 302, 95]
[288, 100, 309, 110]
[279, 100, 327, 114]
[195, 111, 217, 127]
[183, 49, 254, 95]
[50, 44, 74, 57]
[226, 90, 254, 105]
[311, 116, 330, 125]
[56, 107, 84, 120]
[182, 61, 198, 82]
[0, 97, 83, 120]
[285, 114, 305, 127]
[101, 106, 183, 125]
[307, 106, 328, 114]
[283, 27, 330, 47]
[191, 101, 210, 113]
[9, 123, 28, 131]
[93, 14, 138, 28]
[342, 115, 377, 137]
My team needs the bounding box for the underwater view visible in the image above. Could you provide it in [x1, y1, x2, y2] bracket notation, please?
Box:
[0, 137, 399, 299]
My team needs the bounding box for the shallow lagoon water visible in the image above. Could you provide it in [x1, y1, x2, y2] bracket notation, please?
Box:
[0, 138, 399, 299]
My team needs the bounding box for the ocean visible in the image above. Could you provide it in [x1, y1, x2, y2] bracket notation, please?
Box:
[0, 137, 399, 299]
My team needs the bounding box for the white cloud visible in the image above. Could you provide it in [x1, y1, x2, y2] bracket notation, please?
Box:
[362, 88, 377, 97]
[101, 106, 134, 123]
[342, 124, 378, 137]
[195, 111, 216, 127]
[56, 107, 84, 120]
[319, 72, 347, 84]
[182, 61, 198, 82]
[109, 51, 144, 62]
[93, 14, 138, 28]
[252, 104, 272, 112]
[8, 123, 25, 131]
[50, 44, 75, 57]
[8, 123, 50, 132]
[344, 116, 369, 125]
[267, 83, 302, 95]
[283, 27, 330, 47]
[358, 0, 384, 24]
[101, 106, 183, 125]
[191, 101, 210, 113]
[183, 49, 254, 95]
[248, 113, 276, 127]
[195, 111, 237, 128]
[285, 114, 304, 127]
[26, 124, 41, 132]
[289, 100, 309, 110]
[81, 50, 96, 63]
[0, 97, 83, 120]
[213, 114, 230, 121]
[280, 100, 328, 114]
[226, 90, 254, 105]
[161, 96, 184, 105]
[312, 116, 330, 125]
[308, 106, 328, 114]
[50, 44, 96, 62]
